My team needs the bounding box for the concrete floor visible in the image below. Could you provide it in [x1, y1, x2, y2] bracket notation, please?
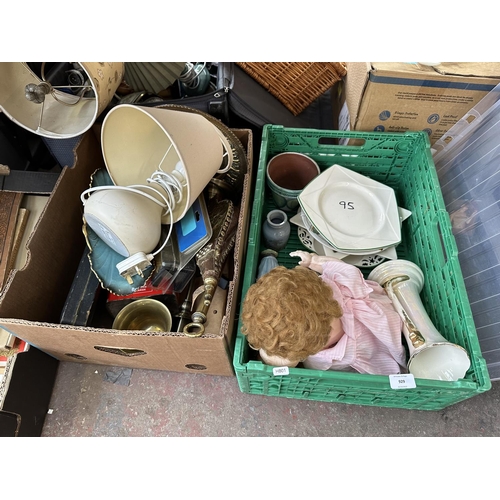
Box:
[41, 361, 500, 437]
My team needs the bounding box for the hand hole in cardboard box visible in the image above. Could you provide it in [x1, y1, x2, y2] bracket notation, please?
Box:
[185, 363, 207, 371]
[93, 346, 147, 357]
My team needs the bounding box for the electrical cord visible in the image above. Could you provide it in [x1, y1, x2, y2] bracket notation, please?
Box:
[80, 168, 185, 259]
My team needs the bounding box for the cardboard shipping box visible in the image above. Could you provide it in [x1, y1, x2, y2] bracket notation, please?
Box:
[0, 127, 253, 377]
[336, 62, 500, 144]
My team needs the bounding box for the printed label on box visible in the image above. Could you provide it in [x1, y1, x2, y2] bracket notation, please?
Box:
[389, 374, 416, 389]
[273, 366, 289, 376]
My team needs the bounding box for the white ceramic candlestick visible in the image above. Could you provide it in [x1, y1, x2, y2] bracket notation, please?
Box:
[368, 260, 471, 381]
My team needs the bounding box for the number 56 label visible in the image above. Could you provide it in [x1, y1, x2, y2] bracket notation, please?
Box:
[389, 374, 416, 389]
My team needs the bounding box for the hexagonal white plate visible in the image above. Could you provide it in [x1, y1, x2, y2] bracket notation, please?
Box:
[298, 164, 401, 252]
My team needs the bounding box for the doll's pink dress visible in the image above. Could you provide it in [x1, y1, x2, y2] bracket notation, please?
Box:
[303, 259, 408, 375]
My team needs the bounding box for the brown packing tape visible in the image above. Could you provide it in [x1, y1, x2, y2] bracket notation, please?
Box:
[371, 61, 500, 79]
[432, 62, 500, 78]
[371, 62, 439, 73]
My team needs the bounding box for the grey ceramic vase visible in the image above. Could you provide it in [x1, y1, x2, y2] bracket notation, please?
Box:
[262, 209, 290, 252]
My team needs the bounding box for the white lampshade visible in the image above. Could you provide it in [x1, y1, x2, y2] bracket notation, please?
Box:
[100, 104, 225, 224]
[0, 62, 124, 138]
[83, 188, 163, 257]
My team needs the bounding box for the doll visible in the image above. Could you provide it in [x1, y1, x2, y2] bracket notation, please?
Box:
[241, 250, 408, 375]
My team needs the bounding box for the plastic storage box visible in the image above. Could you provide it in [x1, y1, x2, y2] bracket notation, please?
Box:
[233, 125, 491, 411]
[432, 84, 500, 381]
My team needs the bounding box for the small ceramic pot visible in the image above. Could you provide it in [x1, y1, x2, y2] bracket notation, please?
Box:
[266, 152, 320, 212]
[262, 209, 290, 252]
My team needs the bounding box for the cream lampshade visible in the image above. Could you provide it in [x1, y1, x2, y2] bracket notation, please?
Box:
[100, 104, 227, 224]
[0, 62, 124, 138]
[82, 187, 164, 257]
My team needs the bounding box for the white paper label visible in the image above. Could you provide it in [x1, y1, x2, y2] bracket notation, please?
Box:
[389, 373, 416, 389]
[273, 366, 289, 376]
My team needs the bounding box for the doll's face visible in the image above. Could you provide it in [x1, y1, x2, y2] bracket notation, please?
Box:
[258, 349, 300, 367]
[241, 265, 343, 363]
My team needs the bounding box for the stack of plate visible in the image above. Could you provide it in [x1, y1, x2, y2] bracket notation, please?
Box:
[293, 164, 411, 268]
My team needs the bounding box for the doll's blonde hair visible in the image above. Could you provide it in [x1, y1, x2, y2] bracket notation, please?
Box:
[241, 265, 342, 363]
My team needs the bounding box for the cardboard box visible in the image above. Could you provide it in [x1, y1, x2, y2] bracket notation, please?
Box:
[336, 62, 500, 145]
[0, 127, 253, 377]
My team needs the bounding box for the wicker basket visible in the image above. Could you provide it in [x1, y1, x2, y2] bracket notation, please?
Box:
[236, 62, 347, 116]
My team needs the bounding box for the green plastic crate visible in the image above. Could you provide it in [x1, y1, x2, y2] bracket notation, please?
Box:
[233, 125, 491, 411]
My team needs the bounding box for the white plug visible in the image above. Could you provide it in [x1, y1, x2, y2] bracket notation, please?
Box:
[116, 252, 154, 284]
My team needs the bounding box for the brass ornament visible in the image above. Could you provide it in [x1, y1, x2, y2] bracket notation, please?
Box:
[183, 199, 239, 337]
